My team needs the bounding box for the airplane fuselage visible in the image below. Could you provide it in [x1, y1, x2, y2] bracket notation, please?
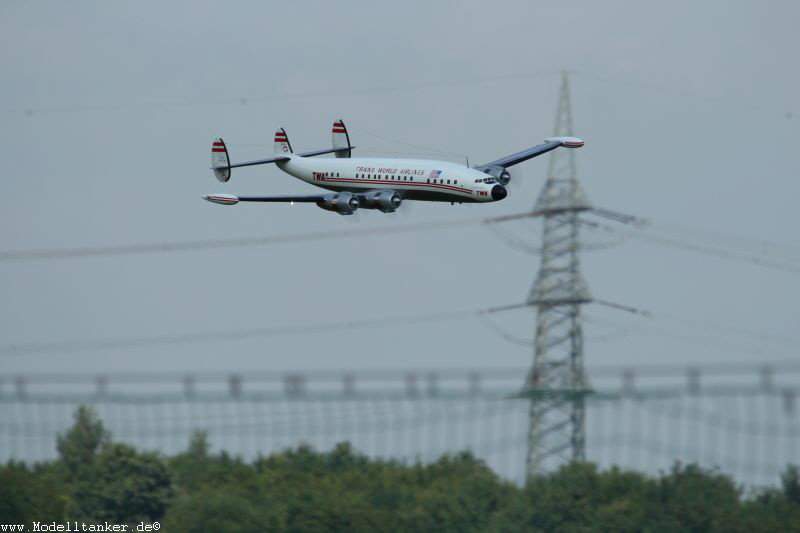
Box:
[277, 156, 506, 203]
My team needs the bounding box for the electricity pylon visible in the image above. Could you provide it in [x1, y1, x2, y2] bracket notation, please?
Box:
[525, 72, 593, 477]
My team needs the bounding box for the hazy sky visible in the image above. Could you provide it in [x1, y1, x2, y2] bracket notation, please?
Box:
[1, 0, 798, 380]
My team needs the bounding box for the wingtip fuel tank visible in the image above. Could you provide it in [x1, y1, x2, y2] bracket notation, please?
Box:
[204, 194, 239, 205]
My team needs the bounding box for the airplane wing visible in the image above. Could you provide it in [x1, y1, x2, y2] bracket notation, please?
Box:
[474, 136, 584, 171]
[203, 192, 363, 215]
[203, 194, 326, 205]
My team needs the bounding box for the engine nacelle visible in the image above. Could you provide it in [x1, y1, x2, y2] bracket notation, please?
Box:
[362, 190, 402, 213]
[316, 192, 360, 215]
[484, 165, 511, 186]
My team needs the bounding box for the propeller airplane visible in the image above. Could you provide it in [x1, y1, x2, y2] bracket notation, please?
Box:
[204, 120, 583, 215]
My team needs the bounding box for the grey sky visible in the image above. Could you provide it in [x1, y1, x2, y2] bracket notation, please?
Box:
[1, 0, 798, 378]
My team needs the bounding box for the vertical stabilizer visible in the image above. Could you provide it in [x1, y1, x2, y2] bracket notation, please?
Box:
[332, 119, 352, 158]
[274, 128, 293, 155]
[211, 138, 231, 182]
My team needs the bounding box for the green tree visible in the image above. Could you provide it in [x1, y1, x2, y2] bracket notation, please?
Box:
[398, 453, 513, 533]
[646, 463, 743, 532]
[68, 442, 172, 524]
[782, 464, 800, 505]
[56, 405, 109, 476]
[54, 406, 172, 524]
[0, 461, 66, 523]
[8, 409, 800, 533]
[169, 430, 252, 493]
[499, 462, 654, 533]
[162, 486, 273, 533]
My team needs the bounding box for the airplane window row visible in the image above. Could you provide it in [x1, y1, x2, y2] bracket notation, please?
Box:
[323, 172, 340, 177]
[356, 174, 415, 182]
[345, 174, 460, 186]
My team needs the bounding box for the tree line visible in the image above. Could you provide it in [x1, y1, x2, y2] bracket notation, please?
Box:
[1, 405, 799, 532]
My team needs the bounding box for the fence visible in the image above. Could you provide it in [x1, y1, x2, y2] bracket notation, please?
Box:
[1, 362, 798, 486]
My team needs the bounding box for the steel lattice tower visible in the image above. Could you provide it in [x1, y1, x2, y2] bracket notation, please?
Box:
[525, 72, 593, 476]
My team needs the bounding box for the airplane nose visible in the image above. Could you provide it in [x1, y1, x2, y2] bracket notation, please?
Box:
[491, 184, 507, 201]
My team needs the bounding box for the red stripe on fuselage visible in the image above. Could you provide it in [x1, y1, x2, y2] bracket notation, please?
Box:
[319, 176, 472, 195]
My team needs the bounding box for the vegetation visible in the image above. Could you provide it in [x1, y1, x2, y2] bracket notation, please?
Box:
[1, 406, 799, 532]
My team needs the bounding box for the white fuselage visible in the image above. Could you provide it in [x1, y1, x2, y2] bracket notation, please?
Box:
[277, 156, 502, 203]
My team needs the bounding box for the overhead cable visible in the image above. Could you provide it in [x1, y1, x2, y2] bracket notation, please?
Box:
[0, 212, 535, 262]
[4, 71, 557, 117]
[579, 219, 800, 274]
[0, 302, 529, 357]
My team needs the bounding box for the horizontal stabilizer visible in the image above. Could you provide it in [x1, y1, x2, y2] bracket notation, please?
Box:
[295, 147, 356, 158]
[216, 155, 291, 170]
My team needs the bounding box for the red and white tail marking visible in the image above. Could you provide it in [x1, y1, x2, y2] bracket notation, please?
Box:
[332, 118, 351, 158]
[211, 138, 231, 182]
[273, 127, 292, 155]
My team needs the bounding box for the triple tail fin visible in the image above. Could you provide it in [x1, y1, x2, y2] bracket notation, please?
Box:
[274, 128, 293, 155]
[332, 119, 352, 158]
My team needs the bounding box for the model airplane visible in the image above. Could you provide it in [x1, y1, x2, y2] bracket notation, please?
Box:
[204, 120, 583, 215]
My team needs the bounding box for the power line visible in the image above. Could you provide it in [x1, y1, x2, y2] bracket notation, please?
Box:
[10, 211, 794, 360]
[579, 219, 800, 274]
[654, 310, 800, 348]
[483, 222, 542, 255]
[3, 71, 558, 117]
[640, 399, 800, 438]
[583, 314, 799, 359]
[489, 208, 800, 274]
[648, 222, 800, 261]
[554, 298, 800, 356]
[7, 69, 794, 121]
[0, 212, 531, 262]
[349, 127, 468, 159]
[0, 302, 528, 357]
[574, 71, 798, 120]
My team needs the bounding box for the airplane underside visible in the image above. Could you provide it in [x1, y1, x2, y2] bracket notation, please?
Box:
[314, 183, 479, 203]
